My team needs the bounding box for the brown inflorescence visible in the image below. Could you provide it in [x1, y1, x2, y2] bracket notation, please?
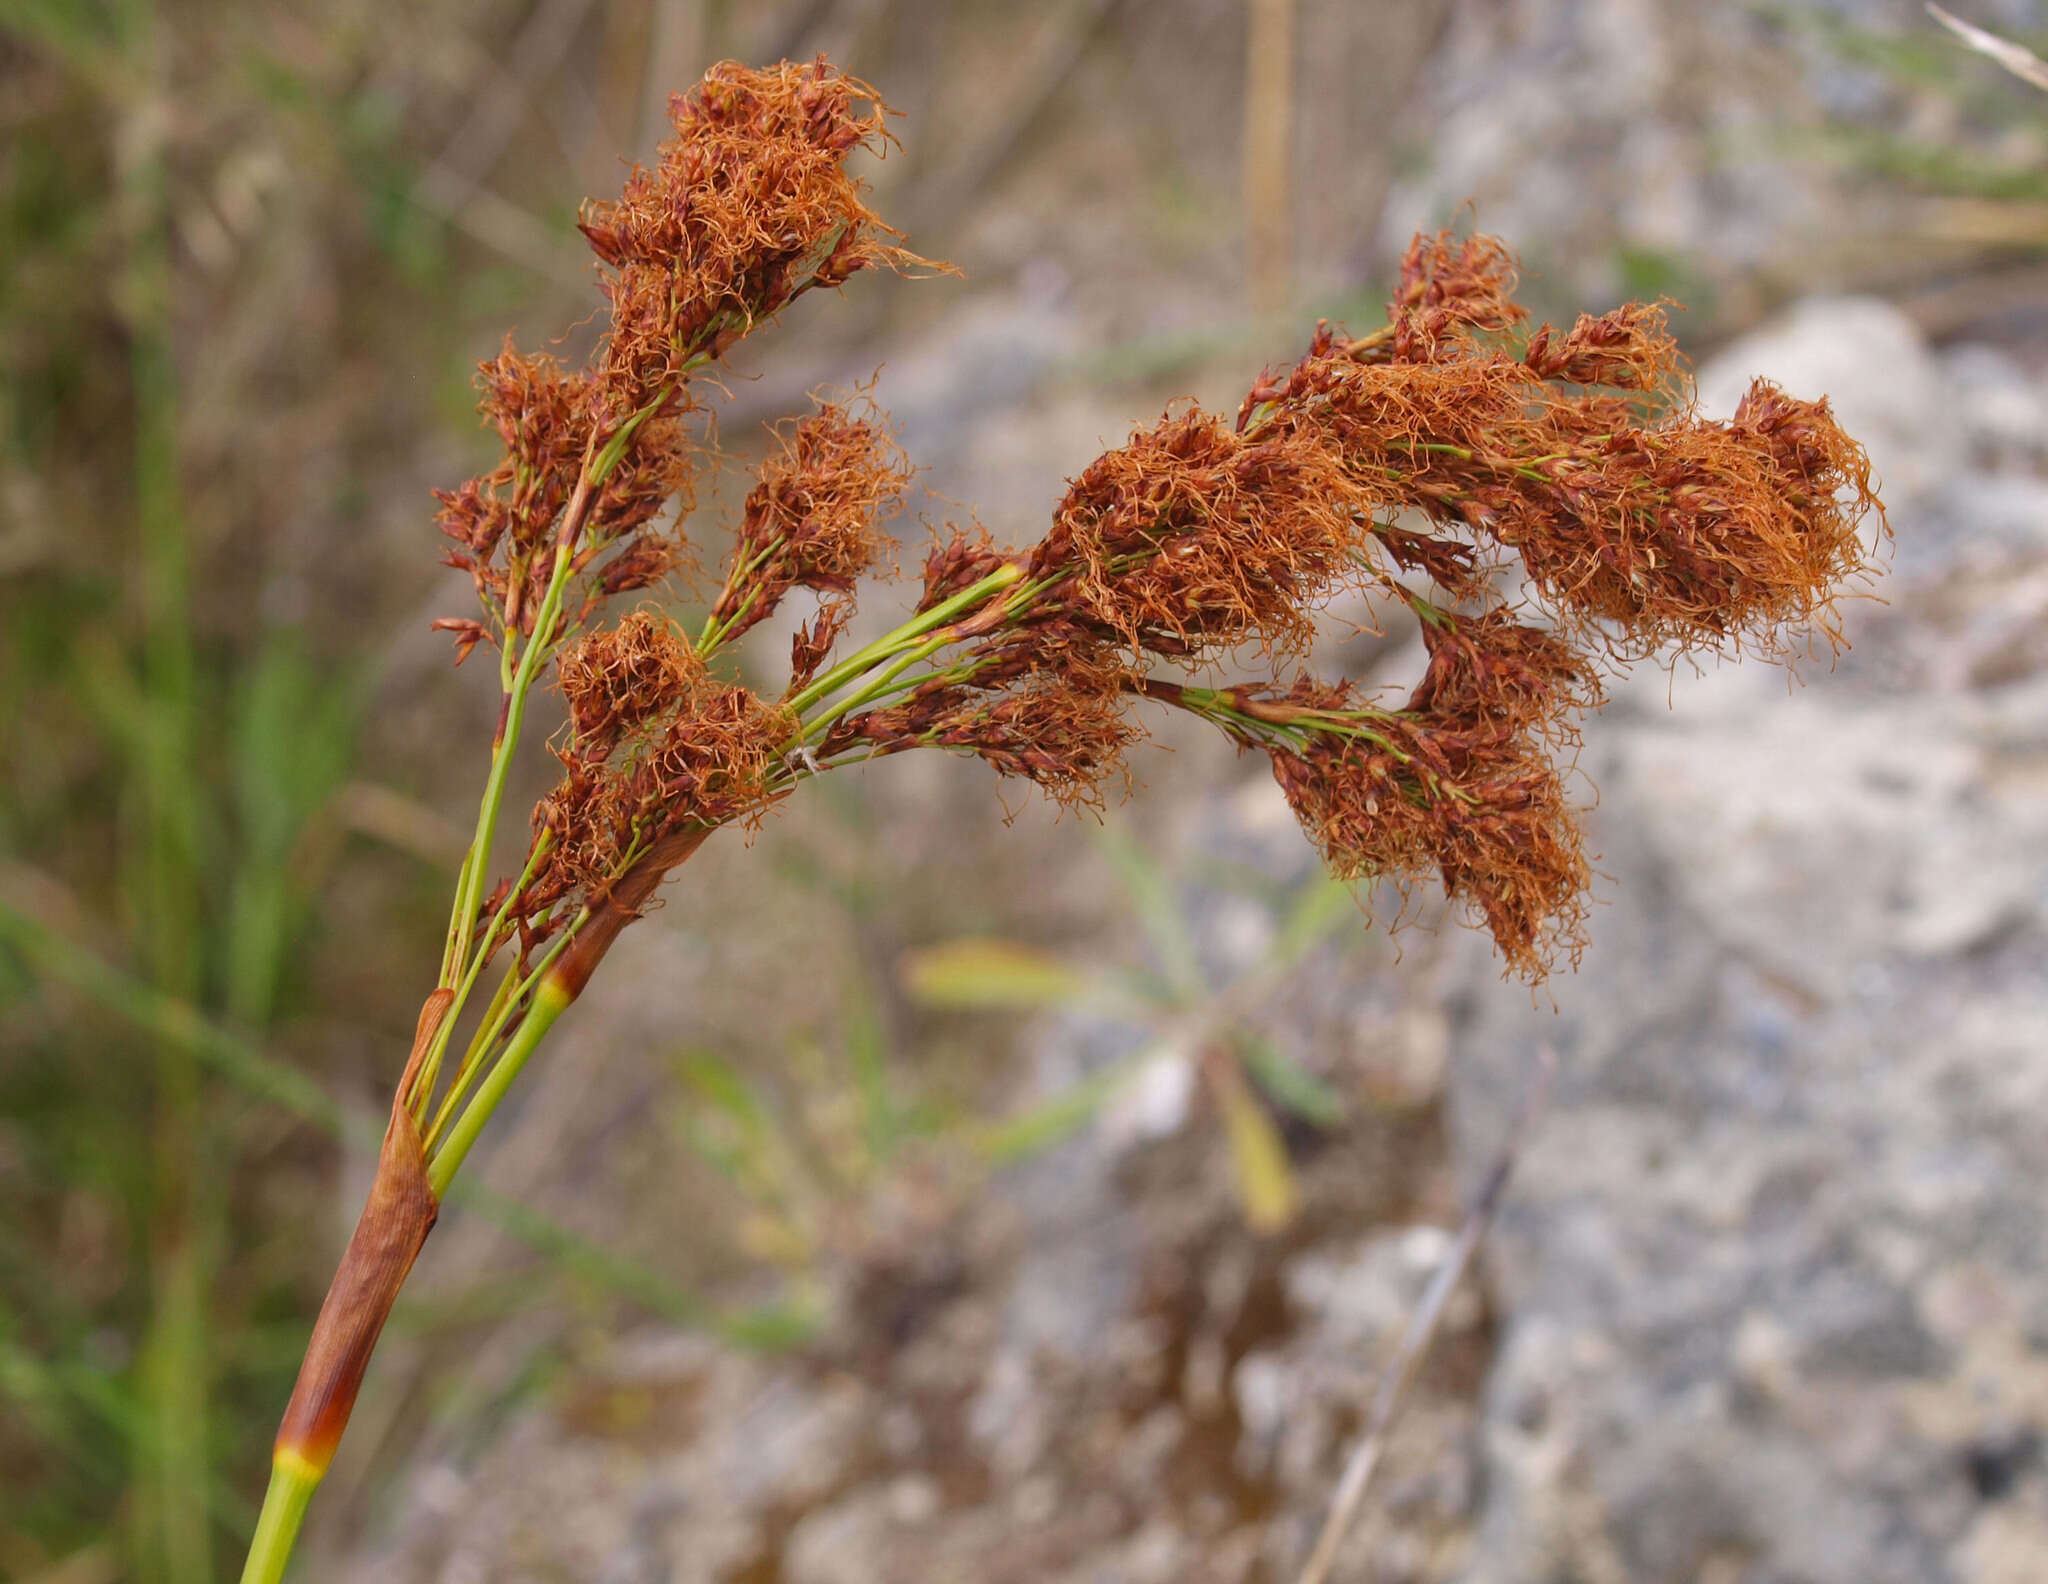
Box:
[1208, 652, 1593, 978]
[708, 394, 912, 648]
[1026, 407, 1371, 661]
[516, 614, 793, 952]
[554, 609, 699, 755]
[1269, 709, 1589, 979]
[434, 65, 1883, 989]
[798, 233, 1875, 976]
[269, 66, 1895, 1584]
[432, 59, 923, 671]
[916, 523, 1013, 612]
[843, 674, 1138, 811]
[579, 58, 918, 406]
[1404, 602, 1604, 746]
[1379, 231, 1524, 364]
[1244, 234, 1884, 662]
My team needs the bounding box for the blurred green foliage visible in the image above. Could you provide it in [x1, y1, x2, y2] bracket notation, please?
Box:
[901, 829, 1357, 1231]
[1775, 3, 2048, 211]
[0, 3, 480, 1575]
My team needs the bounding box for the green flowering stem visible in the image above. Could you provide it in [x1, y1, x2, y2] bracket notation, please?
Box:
[426, 975, 575, 1196]
[237, 1456, 319, 1584]
[782, 562, 1026, 716]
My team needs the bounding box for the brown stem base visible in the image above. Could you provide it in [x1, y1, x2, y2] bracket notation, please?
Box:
[272, 996, 447, 1477]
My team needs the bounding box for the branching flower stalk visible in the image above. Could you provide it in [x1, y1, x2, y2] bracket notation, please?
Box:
[238, 59, 1883, 1582]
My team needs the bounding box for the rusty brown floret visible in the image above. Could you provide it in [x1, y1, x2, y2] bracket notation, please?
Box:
[706, 394, 913, 648]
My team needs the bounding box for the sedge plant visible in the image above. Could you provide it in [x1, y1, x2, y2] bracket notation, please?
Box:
[239, 57, 1883, 1581]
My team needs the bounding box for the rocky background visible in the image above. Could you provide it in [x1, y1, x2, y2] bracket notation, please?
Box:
[7, 1, 2048, 1581]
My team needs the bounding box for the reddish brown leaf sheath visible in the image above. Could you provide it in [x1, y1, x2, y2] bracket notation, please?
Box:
[397, 988, 455, 1115]
[272, 1104, 437, 1477]
[273, 1004, 447, 1478]
[546, 825, 711, 1003]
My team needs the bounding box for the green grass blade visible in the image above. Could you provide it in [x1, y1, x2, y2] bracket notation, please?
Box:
[1089, 825, 1204, 999]
[1234, 1028, 1346, 1128]
[974, 1046, 1151, 1165]
[898, 937, 1098, 1010]
[223, 639, 361, 1028]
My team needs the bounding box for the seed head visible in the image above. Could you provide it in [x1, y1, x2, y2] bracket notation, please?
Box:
[580, 59, 920, 405]
[709, 394, 912, 648]
[426, 64, 1883, 992]
[1250, 675, 1591, 978]
[1027, 408, 1369, 660]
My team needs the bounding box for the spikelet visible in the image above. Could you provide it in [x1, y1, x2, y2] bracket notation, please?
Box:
[525, 619, 794, 946]
[1027, 408, 1372, 660]
[580, 59, 918, 404]
[708, 394, 912, 647]
[1266, 709, 1590, 980]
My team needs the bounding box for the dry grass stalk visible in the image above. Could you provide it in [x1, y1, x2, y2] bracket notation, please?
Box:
[1293, 1046, 1556, 1584]
[237, 56, 1885, 1582]
[1928, 4, 2048, 95]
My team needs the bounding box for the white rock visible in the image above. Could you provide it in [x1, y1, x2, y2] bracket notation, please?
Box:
[1942, 344, 2048, 462]
[1696, 297, 1963, 508]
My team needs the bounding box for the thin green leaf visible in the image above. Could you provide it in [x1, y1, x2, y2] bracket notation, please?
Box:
[1235, 1029, 1346, 1128]
[1211, 1054, 1299, 1233]
[1089, 824, 1204, 998]
[899, 938, 1097, 1010]
[223, 639, 361, 1028]
[841, 978, 901, 1162]
[227, 639, 364, 1024]
[974, 1048, 1148, 1165]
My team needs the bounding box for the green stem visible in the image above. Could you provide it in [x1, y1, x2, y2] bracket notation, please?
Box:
[697, 537, 785, 654]
[419, 964, 522, 1148]
[428, 976, 574, 1197]
[238, 1456, 319, 1584]
[440, 542, 575, 987]
[438, 382, 675, 991]
[422, 928, 576, 1154]
[782, 563, 1026, 717]
[797, 632, 949, 743]
[409, 830, 555, 1127]
[812, 653, 997, 725]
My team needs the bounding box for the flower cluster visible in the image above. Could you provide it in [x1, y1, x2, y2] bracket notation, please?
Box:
[1247, 234, 1880, 658]
[704, 393, 912, 661]
[428, 60, 1882, 996]
[431, 60, 915, 675]
[1150, 602, 1606, 975]
[519, 613, 792, 951]
[579, 60, 916, 403]
[790, 237, 1878, 974]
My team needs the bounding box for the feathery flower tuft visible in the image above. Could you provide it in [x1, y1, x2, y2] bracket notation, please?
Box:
[555, 609, 699, 754]
[528, 626, 793, 944]
[1027, 409, 1369, 659]
[706, 394, 912, 651]
[580, 58, 919, 404]
[1184, 671, 1592, 978]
